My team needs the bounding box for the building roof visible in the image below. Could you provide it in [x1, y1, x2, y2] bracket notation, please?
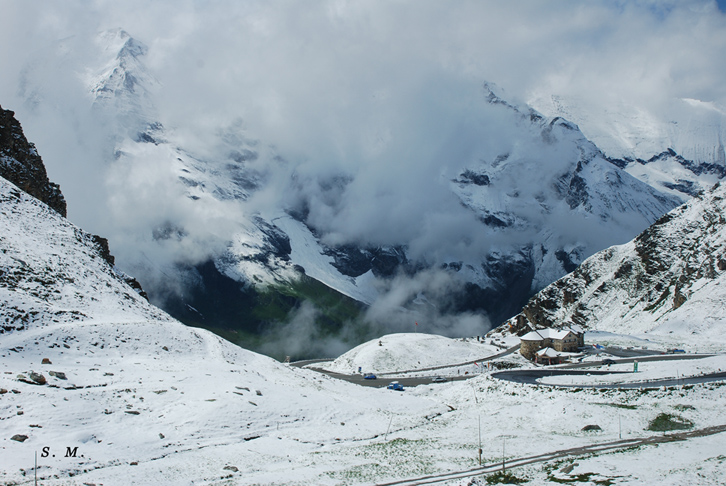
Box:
[521, 328, 577, 341]
[536, 347, 561, 358]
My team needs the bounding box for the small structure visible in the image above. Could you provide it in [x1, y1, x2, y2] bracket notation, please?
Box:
[534, 347, 563, 365]
[520, 326, 584, 361]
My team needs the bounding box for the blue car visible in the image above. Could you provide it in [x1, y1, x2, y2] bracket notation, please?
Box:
[387, 382, 404, 391]
[364, 374, 377, 380]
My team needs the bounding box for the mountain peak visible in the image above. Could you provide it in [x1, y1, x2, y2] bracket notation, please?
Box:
[90, 28, 158, 128]
[97, 28, 147, 58]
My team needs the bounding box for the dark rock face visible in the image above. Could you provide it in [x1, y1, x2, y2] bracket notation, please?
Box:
[323, 245, 410, 279]
[91, 234, 115, 266]
[0, 105, 66, 216]
[456, 169, 490, 186]
[606, 148, 726, 197]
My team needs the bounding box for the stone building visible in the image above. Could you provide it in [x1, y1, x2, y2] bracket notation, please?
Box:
[519, 327, 584, 360]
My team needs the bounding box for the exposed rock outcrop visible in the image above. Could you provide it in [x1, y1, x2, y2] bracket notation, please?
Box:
[498, 182, 726, 336]
[0, 105, 66, 216]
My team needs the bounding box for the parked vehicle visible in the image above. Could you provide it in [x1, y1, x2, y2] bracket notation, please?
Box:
[432, 376, 447, 383]
[387, 382, 404, 391]
[602, 359, 616, 365]
[364, 373, 377, 380]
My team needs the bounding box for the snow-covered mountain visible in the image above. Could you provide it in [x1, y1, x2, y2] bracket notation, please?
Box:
[0, 108, 164, 332]
[498, 181, 726, 350]
[11, 29, 704, 356]
[531, 93, 726, 202]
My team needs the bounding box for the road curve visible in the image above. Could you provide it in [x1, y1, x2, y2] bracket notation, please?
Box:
[493, 368, 726, 389]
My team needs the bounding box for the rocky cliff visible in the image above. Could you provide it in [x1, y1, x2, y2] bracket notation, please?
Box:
[501, 182, 726, 339]
[0, 105, 66, 217]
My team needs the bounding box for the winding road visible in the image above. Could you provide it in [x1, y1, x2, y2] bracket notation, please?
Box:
[290, 345, 520, 389]
[294, 349, 726, 391]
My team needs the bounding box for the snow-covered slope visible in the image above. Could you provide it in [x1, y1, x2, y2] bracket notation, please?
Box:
[500, 182, 726, 350]
[324, 333, 505, 374]
[531, 94, 726, 201]
[0, 176, 166, 331]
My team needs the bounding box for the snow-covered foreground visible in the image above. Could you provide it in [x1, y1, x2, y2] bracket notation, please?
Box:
[3, 324, 726, 485]
[1, 321, 443, 485]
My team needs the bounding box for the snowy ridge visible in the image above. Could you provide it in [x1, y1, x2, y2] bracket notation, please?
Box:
[447, 93, 681, 297]
[504, 182, 726, 350]
[89, 28, 160, 130]
[530, 94, 726, 202]
[531, 94, 726, 167]
[0, 176, 168, 331]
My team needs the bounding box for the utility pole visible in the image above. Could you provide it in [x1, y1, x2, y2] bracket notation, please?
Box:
[478, 414, 482, 466]
[35, 450, 38, 486]
[472, 386, 481, 465]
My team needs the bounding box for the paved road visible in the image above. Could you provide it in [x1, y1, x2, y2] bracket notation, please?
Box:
[561, 353, 715, 369]
[290, 345, 519, 389]
[308, 370, 470, 389]
[493, 368, 726, 389]
[293, 350, 721, 390]
[374, 424, 726, 486]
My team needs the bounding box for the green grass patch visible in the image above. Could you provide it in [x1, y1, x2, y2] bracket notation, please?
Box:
[646, 413, 694, 432]
[163, 261, 369, 359]
[486, 470, 527, 484]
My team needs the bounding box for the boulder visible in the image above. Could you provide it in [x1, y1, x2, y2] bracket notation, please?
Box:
[17, 372, 46, 385]
[49, 371, 67, 380]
